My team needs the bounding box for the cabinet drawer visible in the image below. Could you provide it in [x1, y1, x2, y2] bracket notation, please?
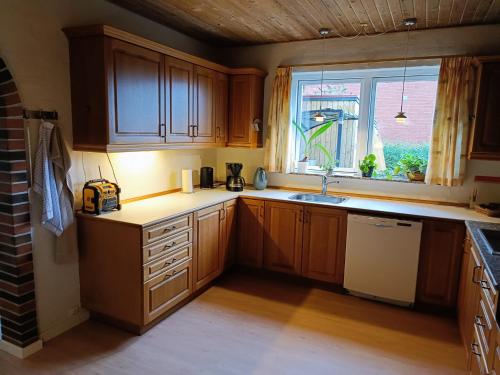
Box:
[143, 244, 192, 281]
[476, 296, 495, 365]
[143, 259, 192, 324]
[143, 214, 193, 245]
[479, 269, 498, 314]
[143, 229, 192, 263]
[473, 324, 491, 374]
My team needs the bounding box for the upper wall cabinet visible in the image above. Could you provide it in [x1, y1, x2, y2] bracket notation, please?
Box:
[64, 25, 265, 152]
[469, 58, 500, 160]
[228, 74, 264, 148]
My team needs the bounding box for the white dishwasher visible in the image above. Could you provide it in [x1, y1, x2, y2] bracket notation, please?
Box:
[343, 214, 422, 306]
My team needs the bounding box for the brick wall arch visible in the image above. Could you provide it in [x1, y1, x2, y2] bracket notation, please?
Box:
[0, 57, 38, 348]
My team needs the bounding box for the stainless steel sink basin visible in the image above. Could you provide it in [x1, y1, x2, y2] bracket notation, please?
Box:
[288, 193, 348, 204]
[480, 228, 500, 254]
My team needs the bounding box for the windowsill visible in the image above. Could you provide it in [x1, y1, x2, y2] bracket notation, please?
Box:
[289, 169, 425, 185]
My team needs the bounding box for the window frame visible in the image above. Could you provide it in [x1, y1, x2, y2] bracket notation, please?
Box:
[290, 63, 440, 174]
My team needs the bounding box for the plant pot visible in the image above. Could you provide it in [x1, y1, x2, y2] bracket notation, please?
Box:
[297, 161, 309, 173]
[361, 166, 374, 178]
[407, 171, 425, 182]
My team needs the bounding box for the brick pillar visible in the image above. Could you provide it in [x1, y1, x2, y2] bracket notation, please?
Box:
[0, 57, 38, 348]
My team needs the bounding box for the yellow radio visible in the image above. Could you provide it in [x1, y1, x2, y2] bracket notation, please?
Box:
[82, 179, 121, 215]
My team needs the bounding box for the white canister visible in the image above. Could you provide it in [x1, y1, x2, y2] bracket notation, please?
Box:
[181, 169, 194, 193]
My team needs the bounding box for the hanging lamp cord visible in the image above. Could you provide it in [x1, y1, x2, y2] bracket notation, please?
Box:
[400, 25, 411, 113]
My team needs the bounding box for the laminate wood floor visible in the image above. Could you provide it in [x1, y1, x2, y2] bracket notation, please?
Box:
[1, 271, 466, 374]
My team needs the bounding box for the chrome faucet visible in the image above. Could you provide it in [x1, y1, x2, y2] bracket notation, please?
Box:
[321, 174, 340, 195]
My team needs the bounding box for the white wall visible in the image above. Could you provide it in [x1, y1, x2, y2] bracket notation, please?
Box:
[0, 0, 219, 341]
[219, 24, 500, 204]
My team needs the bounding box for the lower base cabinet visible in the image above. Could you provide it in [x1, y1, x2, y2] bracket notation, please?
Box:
[237, 198, 264, 267]
[302, 206, 347, 284]
[193, 204, 223, 291]
[263, 201, 303, 274]
[221, 199, 237, 269]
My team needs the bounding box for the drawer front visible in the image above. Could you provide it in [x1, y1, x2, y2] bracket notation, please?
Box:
[476, 295, 495, 364]
[144, 259, 192, 324]
[143, 214, 193, 245]
[143, 229, 192, 263]
[479, 269, 498, 314]
[143, 244, 192, 281]
[473, 324, 491, 374]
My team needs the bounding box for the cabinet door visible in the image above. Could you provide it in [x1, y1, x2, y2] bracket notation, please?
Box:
[215, 72, 228, 145]
[165, 56, 194, 144]
[302, 206, 347, 284]
[228, 74, 263, 147]
[458, 237, 482, 359]
[109, 39, 164, 144]
[263, 201, 303, 274]
[193, 204, 222, 290]
[470, 61, 500, 160]
[143, 259, 192, 324]
[221, 199, 237, 271]
[193, 66, 216, 143]
[416, 220, 465, 309]
[237, 198, 264, 267]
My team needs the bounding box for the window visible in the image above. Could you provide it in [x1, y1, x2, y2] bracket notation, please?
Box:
[290, 64, 440, 179]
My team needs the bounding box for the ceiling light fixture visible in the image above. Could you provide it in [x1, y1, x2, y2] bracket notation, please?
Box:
[394, 18, 417, 124]
[313, 28, 330, 122]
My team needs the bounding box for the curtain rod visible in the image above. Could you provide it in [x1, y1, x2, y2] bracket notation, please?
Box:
[278, 54, 478, 69]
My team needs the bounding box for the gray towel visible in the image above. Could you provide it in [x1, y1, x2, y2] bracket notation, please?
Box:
[33, 121, 74, 236]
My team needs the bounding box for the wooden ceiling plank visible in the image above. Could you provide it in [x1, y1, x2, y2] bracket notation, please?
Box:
[275, 0, 324, 37]
[345, 0, 378, 33]
[400, 0, 416, 18]
[372, 0, 395, 30]
[333, 0, 366, 33]
[316, 0, 354, 35]
[484, 0, 500, 20]
[472, 0, 494, 21]
[436, 0, 454, 25]
[386, 0, 405, 29]
[413, 0, 427, 28]
[427, 0, 441, 27]
[361, 0, 389, 31]
[262, 0, 317, 40]
[461, 0, 483, 22]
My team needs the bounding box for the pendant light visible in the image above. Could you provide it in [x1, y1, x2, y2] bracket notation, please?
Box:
[394, 18, 416, 124]
[313, 28, 330, 122]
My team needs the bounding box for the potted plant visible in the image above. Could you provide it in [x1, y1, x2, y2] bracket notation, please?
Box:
[293, 120, 334, 173]
[359, 154, 377, 177]
[396, 153, 427, 182]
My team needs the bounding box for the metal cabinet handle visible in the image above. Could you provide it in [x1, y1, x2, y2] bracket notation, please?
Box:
[166, 241, 177, 249]
[472, 265, 481, 284]
[475, 315, 486, 327]
[168, 258, 177, 265]
[471, 343, 481, 357]
[480, 280, 490, 290]
[220, 208, 226, 221]
[160, 123, 166, 137]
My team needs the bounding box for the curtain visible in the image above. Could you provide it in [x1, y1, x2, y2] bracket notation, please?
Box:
[264, 67, 292, 173]
[425, 57, 476, 186]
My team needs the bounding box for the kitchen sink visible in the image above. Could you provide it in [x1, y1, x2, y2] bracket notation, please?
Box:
[480, 228, 500, 254]
[288, 193, 348, 204]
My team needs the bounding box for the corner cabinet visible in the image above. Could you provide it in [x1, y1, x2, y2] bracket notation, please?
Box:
[228, 74, 264, 148]
[237, 198, 265, 267]
[469, 58, 500, 160]
[64, 25, 265, 152]
[416, 219, 465, 310]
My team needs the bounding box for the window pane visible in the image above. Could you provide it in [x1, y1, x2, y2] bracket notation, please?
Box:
[296, 81, 361, 169]
[371, 77, 438, 173]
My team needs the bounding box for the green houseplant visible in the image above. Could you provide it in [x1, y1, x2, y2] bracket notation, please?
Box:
[359, 154, 377, 177]
[293, 120, 334, 173]
[396, 153, 427, 182]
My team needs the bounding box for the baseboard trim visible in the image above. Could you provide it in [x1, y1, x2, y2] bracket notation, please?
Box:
[40, 309, 89, 342]
[0, 338, 43, 358]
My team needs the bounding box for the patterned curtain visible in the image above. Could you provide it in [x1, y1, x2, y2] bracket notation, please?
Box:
[264, 67, 292, 173]
[426, 57, 476, 186]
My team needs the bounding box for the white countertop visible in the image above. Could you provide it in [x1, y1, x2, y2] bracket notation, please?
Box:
[79, 187, 500, 227]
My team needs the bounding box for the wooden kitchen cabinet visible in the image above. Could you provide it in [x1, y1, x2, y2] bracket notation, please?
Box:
[228, 74, 264, 148]
[215, 72, 229, 145]
[263, 201, 304, 274]
[237, 198, 264, 267]
[64, 25, 265, 152]
[457, 235, 482, 359]
[221, 199, 237, 270]
[301, 206, 347, 284]
[193, 204, 223, 290]
[469, 59, 500, 160]
[416, 220, 465, 310]
[165, 56, 194, 144]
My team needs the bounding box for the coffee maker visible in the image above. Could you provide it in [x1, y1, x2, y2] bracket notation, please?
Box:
[226, 163, 245, 192]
